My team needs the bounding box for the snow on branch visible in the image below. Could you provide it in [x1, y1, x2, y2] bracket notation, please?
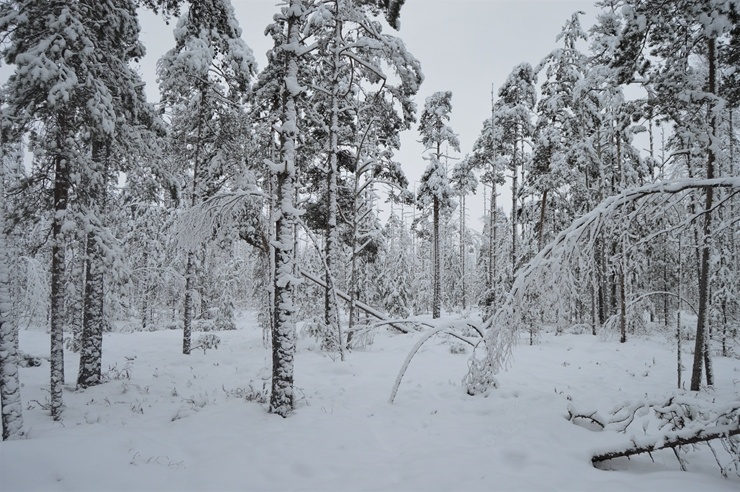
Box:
[568, 393, 740, 477]
[172, 189, 264, 252]
[465, 176, 740, 395]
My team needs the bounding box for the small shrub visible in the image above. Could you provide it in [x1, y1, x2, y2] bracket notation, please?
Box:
[448, 341, 467, 354]
[104, 356, 135, 381]
[192, 333, 221, 354]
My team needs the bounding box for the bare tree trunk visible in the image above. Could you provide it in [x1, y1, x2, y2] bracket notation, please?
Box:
[537, 188, 548, 252]
[617, 132, 627, 344]
[182, 86, 207, 356]
[50, 116, 69, 421]
[511, 169, 517, 277]
[77, 140, 107, 388]
[432, 195, 441, 319]
[691, 37, 717, 391]
[270, 1, 302, 417]
[460, 192, 466, 310]
[323, 2, 342, 356]
[0, 140, 24, 439]
[182, 253, 194, 355]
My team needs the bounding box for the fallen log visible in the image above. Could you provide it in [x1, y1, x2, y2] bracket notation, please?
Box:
[298, 269, 411, 334]
[591, 424, 740, 464]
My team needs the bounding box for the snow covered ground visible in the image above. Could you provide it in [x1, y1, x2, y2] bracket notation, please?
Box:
[1, 313, 738, 491]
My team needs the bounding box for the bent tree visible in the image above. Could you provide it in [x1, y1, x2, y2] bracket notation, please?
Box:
[465, 177, 740, 396]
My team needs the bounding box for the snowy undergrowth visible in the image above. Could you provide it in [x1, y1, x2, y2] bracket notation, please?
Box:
[1, 314, 738, 491]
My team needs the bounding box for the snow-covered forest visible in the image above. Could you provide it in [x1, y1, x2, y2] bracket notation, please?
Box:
[1, 0, 739, 490]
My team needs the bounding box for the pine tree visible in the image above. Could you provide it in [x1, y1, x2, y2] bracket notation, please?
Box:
[495, 63, 536, 277]
[262, 0, 307, 417]
[450, 155, 478, 311]
[417, 91, 459, 319]
[157, 0, 254, 355]
[1, 0, 120, 419]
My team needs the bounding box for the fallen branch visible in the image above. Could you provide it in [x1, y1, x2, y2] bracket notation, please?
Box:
[592, 424, 740, 464]
[570, 395, 740, 476]
[298, 268, 411, 333]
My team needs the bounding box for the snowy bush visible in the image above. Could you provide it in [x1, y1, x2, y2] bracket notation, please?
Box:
[103, 357, 135, 381]
[17, 351, 42, 367]
[64, 336, 81, 353]
[192, 333, 221, 354]
[448, 340, 467, 354]
[222, 381, 269, 404]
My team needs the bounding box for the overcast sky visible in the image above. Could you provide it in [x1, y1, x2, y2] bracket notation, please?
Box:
[137, 0, 600, 229]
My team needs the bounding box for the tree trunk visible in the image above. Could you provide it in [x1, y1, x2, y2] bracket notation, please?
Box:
[432, 195, 441, 319]
[511, 167, 517, 277]
[270, 1, 301, 417]
[50, 117, 69, 421]
[182, 85, 207, 356]
[537, 188, 548, 252]
[0, 148, 24, 440]
[460, 192, 466, 310]
[77, 140, 107, 388]
[323, 2, 342, 356]
[182, 253, 194, 355]
[690, 37, 717, 391]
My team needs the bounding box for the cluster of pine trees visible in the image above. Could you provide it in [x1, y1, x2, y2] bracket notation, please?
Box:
[0, 0, 739, 438]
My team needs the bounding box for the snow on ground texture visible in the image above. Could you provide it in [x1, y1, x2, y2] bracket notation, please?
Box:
[1, 314, 738, 491]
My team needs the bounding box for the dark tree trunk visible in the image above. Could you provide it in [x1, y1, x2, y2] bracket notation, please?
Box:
[50, 116, 69, 420]
[432, 195, 441, 319]
[323, 2, 342, 355]
[183, 253, 194, 355]
[690, 38, 717, 391]
[77, 140, 107, 388]
[269, 0, 301, 417]
[0, 147, 24, 439]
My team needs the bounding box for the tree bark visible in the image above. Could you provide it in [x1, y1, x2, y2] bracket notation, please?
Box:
[432, 195, 441, 319]
[77, 140, 107, 388]
[690, 37, 717, 391]
[270, 1, 302, 417]
[323, 1, 342, 356]
[0, 142, 24, 439]
[50, 115, 69, 421]
[182, 253, 194, 355]
[537, 188, 548, 252]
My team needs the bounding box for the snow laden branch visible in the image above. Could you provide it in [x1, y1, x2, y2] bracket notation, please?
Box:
[390, 319, 484, 404]
[465, 177, 740, 395]
[172, 189, 264, 252]
[568, 393, 740, 477]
